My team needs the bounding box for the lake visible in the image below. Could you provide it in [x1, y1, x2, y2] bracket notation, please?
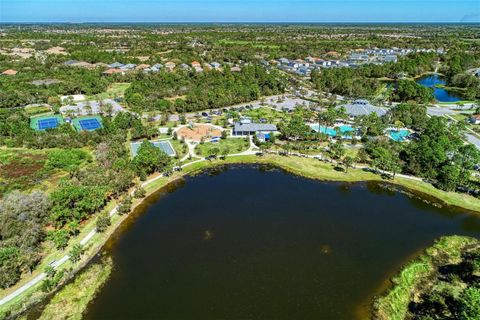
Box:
[416, 74, 461, 102]
[85, 165, 480, 320]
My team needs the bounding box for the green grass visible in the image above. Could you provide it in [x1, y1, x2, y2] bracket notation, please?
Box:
[38, 259, 112, 320]
[242, 107, 288, 123]
[170, 139, 189, 159]
[374, 235, 479, 320]
[194, 138, 250, 157]
[88, 82, 130, 100]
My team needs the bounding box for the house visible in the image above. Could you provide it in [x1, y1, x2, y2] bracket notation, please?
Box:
[260, 60, 269, 66]
[349, 53, 370, 63]
[230, 66, 242, 72]
[210, 62, 221, 69]
[194, 66, 203, 73]
[180, 63, 190, 70]
[278, 58, 290, 65]
[288, 61, 299, 69]
[64, 60, 79, 66]
[474, 68, 480, 78]
[232, 119, 277, 136]
[102, 68, 124, 76]
[382, 55, 398, 63]
[338, 99, 387, 118]
[136, 64, 150, 70]
[470, 115, 480, 125]
[326, 51, 340, 58]
[1, 69, 18, 76]
[121, 63, 136, 70]
[165, 61, 176, 71]
[191, 61, 201, 68]
[108, 62, 124, 68]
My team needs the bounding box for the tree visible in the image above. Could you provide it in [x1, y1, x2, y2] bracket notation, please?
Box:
[133, 140, 171, 176]
[133, 186, 146, 199]
[459, 286, 480, 320]
[96, 213, 111, 232]
[69, 244, 83, 264]
[343, 156, 354, 173]
[48, 229, 69, 250]
[208, 147, 220, 158]
[328, 140, 345, 161]
[118, 196, 132, 215]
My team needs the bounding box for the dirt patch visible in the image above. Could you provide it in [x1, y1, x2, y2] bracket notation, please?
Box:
[177, 124, 222, 142]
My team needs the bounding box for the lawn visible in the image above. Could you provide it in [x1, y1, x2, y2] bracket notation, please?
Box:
[195, 138, 250, 157]
[88, 82, 130, 100]
[170, 139, 189, 159]
[241, 107, 288, 123]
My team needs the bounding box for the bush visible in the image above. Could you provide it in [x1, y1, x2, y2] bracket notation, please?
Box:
[46, 149, 90, 171]
[117, 196, 132, 215]
[133, 187, 146, 199]
[96, 213, 111, 232]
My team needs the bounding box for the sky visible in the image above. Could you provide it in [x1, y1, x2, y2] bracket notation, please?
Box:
[0, 0, 479, 23]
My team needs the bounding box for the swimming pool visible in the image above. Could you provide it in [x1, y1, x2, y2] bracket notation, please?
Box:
[389, 129, 410, 142]
[310, 124, 355, 137]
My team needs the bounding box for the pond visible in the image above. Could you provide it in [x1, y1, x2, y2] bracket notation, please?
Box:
[85, 165, 480, 320]
[416, 74, 462, 103]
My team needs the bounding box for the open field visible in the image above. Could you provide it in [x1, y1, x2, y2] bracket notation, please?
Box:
[194, 138, 250, 157]
[87, 83, 130, 100]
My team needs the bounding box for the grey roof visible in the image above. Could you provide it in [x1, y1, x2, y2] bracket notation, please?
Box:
[233, 122, 277, 132]
[338, 100, 387, 117]
[64, 60, 78, 65]
[121, 63, 136, 69]
[109, 62, 124, 68]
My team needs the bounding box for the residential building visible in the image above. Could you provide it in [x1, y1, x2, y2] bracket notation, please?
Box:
[1, 69, 18, 76]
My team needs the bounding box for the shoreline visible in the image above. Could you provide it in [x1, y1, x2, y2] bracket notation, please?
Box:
[3, 154, 480, 318]
[372, 235, 480, 320]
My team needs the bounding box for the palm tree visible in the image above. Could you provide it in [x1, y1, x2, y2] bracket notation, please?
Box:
[343, 156, 354, 173]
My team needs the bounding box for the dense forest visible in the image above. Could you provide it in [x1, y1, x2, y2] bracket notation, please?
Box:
[124, 65, 286, 112]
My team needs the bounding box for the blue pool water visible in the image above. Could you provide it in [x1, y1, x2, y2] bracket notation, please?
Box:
[310, 124, 355, 137]
[389, 129, 410, 142]
[416, 74, 461, 103]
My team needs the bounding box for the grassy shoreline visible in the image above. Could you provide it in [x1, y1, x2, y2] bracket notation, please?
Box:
[3, 154, 480, 318]
[373, 235, 480, 320]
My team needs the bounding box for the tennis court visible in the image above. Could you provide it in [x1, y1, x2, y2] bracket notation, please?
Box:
[30, 114, 64, 131]
[131, 140, 176, 157]
[72, 116, 103, 132]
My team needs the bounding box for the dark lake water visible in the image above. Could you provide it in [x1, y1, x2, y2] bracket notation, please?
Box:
[416, 74, 461, 102]
[85, 165, 480, 320]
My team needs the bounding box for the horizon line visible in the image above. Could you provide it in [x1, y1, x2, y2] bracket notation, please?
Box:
[1, 21, 479, 24]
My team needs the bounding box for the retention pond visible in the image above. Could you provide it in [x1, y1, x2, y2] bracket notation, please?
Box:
[85, 165, 480, 319]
